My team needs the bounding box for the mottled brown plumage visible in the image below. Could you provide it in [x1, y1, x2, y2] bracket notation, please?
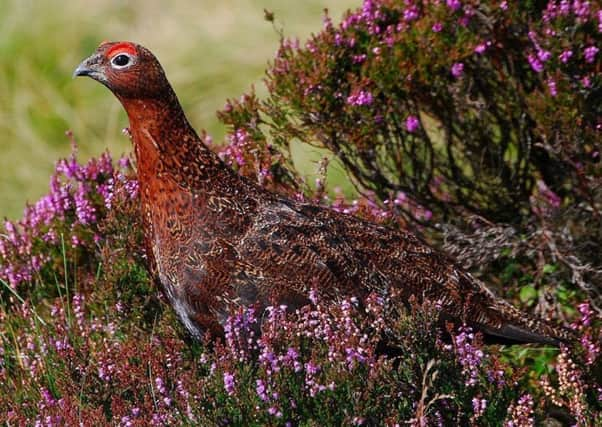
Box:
[74, 41, 572, 346]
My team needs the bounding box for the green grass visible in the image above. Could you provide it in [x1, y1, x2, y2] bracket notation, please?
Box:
[0, 0, 358, 219]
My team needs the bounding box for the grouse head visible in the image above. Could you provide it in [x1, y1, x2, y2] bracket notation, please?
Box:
[73, 41, 172, 101]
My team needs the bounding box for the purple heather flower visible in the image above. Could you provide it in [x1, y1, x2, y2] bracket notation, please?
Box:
[334, 33, 344, 46]
[394, 191, 407, 206]
[582, 76, 592, 88]
[305, 360, 320, 375]
[155, 377, 167, 395]
[268, 406, 283, 418]
[345, 347, 367, 368]
[578, 302, 593, 326]
[527, 54, 544, 72]
[405, 115, 420, 133]
[547, 78, 558, 97]
[118, 156, 131, 169]
[505, 394, 534, 426]
[259, 347, 280, 373]
[584, 45, 599, 63]
[472, 397, 487, 418]
[446, 0, 462, 11]
[72, 294, 85, 331]
[500, 1, 508, 10]
[559, 0, 570, 16]
[223, 372, 236, 395]
[537, 49, 552, 62]
[222, 128, 250, 166]
[74, 183, 96, 225]
[474, 41, 491, 54]
[559, 49, 573, 63]
[573, 0, 590, 19]
[432, 22, 443, 33]
[453, 327, 485, 386]
[347, 90, 373, 106]
[580, 334, 600, 365]
[403, 5, 419, 22]
[352, 54, 367, 64]
[98, 362, 113, 382]
[256, 379, 269, 401]
[421, 209, 433, 221]
[451, 62, 464, 78]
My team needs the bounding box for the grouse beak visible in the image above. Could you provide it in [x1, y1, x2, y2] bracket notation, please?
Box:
[73, 53, 104, 81]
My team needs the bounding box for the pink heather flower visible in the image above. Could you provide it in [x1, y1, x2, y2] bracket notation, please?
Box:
[451, 62, 464, 78]
[472, 398, 487, 418]
[347, 90, 374, 106]
[117, 156, 131, 169]
[500, 1, 508, 10]
[432, 22, 443, 32]
[547, 78, 558, 97]
[223, 372, 236, 395]
[155, 377, 167, 395]
[403, 5, 419, 21]
[268, 406, 283, 418]
[527, 54, 544, 72]
[559, 0, 570, 15]
[582, 76, 592, 87]
[453, 327, 484, 386]
[446, 0, 462, 11]
[584, 46, 599, 63]
[598, 10, 602, 32]
[559, 49, 573, 63]
[580, 334, 600, 365]
[222, 128, 249, 166]
[578, 302, 593, 326]
[72, 294, 85, 331]
[537, 49, 551, 62]
[405, 115, 420, 133]
[474, 41, 491, 54]
[352, 54, 367, 64]
[573, 0, 590, 19]
[334, 33, 344, 46]
[394, 192, 407, 205]
[74, 183, 96, 225]
[256, 379, 269, 401]
[505, 394, 534, 426]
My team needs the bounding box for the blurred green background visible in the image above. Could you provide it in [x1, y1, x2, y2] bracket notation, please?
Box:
[0, 0, 357, 219]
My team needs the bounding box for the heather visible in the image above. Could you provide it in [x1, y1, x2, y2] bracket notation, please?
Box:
[1, 0, 602, 425]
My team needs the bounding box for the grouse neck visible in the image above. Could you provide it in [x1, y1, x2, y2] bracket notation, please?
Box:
[120, 93, 194, 153]
[119, 93, 243, 192]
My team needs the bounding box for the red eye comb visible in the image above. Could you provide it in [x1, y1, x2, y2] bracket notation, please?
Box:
[106, 42, 137, 58]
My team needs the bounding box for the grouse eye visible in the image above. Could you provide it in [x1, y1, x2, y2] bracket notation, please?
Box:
[111, 54, 131, 68]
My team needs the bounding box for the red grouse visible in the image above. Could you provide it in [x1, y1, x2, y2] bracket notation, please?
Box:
[74, 41, 570, 345]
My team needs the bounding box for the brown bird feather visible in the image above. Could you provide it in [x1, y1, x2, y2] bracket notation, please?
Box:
[74, 41, 573, 346]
